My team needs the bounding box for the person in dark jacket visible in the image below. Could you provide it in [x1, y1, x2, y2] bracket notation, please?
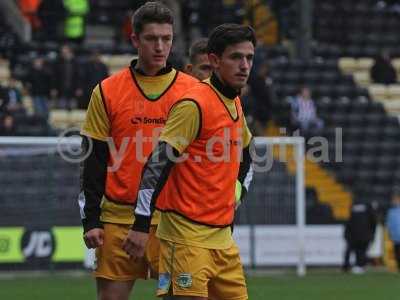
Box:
[80, 51, 109, 109]
[248, 61, 274, 135]
[343, 201, 377, 274]
[0, 84, 18, 136]
[51, 44, 83, 109]
[386, 188, 400, 272]
[26, 57, 52, 118]
[370, 50, 397, 85]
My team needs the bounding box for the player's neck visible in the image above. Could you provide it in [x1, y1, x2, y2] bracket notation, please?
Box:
[135, 59, 165, 76]
[211, 72, 240, 99]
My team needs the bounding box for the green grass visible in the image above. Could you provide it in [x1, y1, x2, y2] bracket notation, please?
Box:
[0, 271, 399, 300]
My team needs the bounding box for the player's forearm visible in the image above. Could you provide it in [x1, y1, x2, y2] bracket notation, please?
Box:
[237, 140, 254, 202]
[79, 136, 109, 233]
[132, 141, 178, 233]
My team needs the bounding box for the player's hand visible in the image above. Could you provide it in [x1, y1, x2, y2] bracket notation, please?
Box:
[83, 228, 104, 249]
[122, 230, 149, 261]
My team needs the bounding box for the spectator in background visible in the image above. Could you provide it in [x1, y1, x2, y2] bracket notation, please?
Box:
[18, 0, 42, 31]
[306, 187, 334, 225]
[52, 44, 82, 109]
[386, 188, 400, 272]
[80, 51, 109, 109]
[37, 0, 66, 41]
[290, 86, 324, 137]
[184, 38, 212, 81]
[25, 57, 51, 118]
[370, 50, 397, 85]
[343, 201, 377, 274]
[0, 84, 16, 136]
[240, 84, 255, 119]
[6, 77, 24, 116]
[0, 114, 15, 136]
[248, 61, 274, 135]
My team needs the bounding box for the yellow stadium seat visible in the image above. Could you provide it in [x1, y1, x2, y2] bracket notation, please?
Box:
[353, 71, 370, 86]
[49, 109, 71, 129]
[70, 109, 87, 127]
[338, 57, 357, 74]
[100, 54, 112, 65]
[109, 54, 135, 68]
[357, 58, 374, 71]
[0, 65, 10, 81]
[392, 58, 400, 72]
[383, 100, 400, 114]
[387, 84, 400, 99]
[368, 84, 388, 100]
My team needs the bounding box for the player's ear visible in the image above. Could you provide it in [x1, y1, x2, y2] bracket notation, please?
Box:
[184, 64, 193, 74]
[208, 53, 220, 69]
[130, 33, 140, 49]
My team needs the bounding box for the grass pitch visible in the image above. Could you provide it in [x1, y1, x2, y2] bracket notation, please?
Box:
[0, 270, 399, 300]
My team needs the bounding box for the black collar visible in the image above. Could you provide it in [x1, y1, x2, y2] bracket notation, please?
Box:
[210, 73, 240, 100]
[130, 59, 173, 76]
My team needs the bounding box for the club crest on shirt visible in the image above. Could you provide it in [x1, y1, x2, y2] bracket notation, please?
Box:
[177, 273, 192, 288]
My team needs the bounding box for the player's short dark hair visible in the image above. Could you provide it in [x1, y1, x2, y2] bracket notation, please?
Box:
[207, 24, 256, 57]
[189, 38, 208, 64]
[132, 1, 174, 34]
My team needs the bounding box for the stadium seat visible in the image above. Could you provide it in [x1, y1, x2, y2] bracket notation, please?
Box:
[379, 142, 399, 156]
[382, 101, 400, 115]
[364, 114, 384, 127]
[349, 99, 369, 115]
[345, 45, 364, 58]
[364, 126, 383, 142]
[70, 109, 86, 127]
[356, 170, 376, 185]
[367, 101, 385, 114]
[335, 85, 353, 98]
[320, 70, 340, 83]
[348, 33, 365, 47]
[347, 114, 364, 128]
[375, 170, 394, 185]
[361, 141, 379, 156]
[352, 71, 370, 86]
[303, 70, 321, 85]
[285, 71, 302, 84]
[358, 155, 376, 170]
[0, 65, 10, 81]
[49, 109, 71, 129]
[278, 84, 298, 97]
[387, 84, 400, 99]
[378, 156, 397, 171]
[330, 114, 348, 128]
[354, 87, 369, 98]
[339, 57, 357, 74]
[345, 128, 364, 143]
[368, 84, 388, 100]
[391, 58, 400, 73]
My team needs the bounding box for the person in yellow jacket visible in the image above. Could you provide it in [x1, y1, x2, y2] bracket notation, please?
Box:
[63, 0, 89, 43]
[79, 2, 197, 300]
[123, 23, 255, 300]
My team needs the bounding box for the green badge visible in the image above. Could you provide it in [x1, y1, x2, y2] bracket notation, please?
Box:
[177, 273, 192, 288]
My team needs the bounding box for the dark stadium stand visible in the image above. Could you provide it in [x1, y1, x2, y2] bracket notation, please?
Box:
[269, 56, 400, 209]
[314, 1, 400, 58]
